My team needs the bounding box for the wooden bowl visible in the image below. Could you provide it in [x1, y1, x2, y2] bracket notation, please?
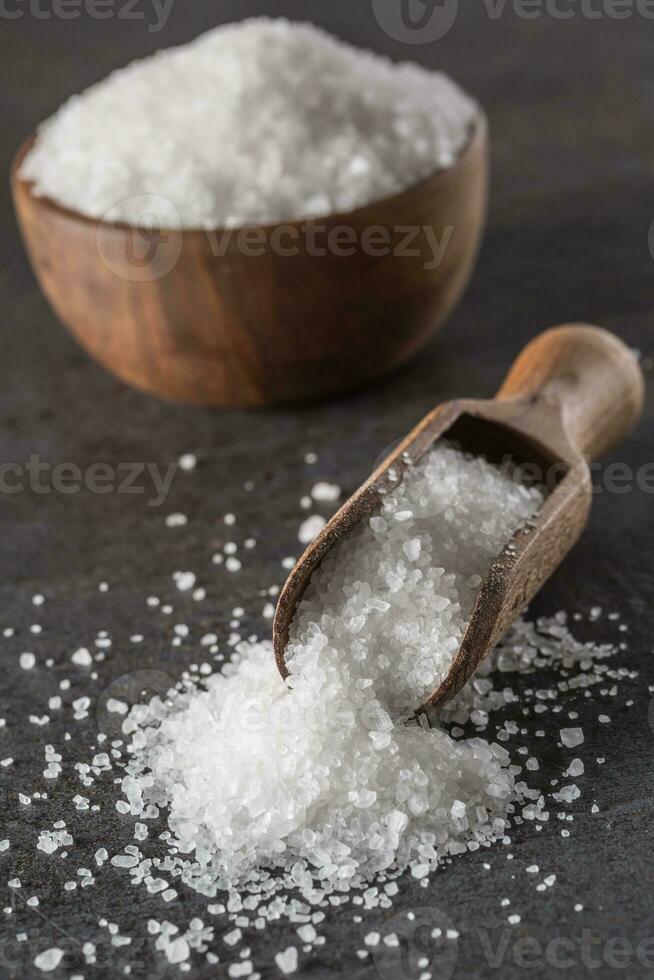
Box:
[11, 117, 488, 407]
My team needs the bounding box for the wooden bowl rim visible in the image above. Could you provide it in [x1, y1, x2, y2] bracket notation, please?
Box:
[11, 111, 488, 237]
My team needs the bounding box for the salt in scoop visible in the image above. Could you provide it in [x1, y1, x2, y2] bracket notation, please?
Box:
[274, 324, 644, 716]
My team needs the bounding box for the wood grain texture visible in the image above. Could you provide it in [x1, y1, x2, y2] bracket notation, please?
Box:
[273, 324, 644, 714]
[11, 117, 487, 407]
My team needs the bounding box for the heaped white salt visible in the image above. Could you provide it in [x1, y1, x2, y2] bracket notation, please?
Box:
[21, 19, 477, 226]
[286, 442, 543, 713]
[119, 442, 543, 905]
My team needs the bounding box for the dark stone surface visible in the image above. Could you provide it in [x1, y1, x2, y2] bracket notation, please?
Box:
[1, 3, 654, 978]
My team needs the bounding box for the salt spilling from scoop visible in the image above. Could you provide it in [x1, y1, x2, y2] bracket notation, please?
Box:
[20, 18, 478, 227]
[119, 444, 544, 903]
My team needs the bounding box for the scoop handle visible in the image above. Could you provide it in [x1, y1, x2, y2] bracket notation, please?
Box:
[496, 323, 645, 460]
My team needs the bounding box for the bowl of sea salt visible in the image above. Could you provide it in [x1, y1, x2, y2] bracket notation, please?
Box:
[12, 18, 487, 406]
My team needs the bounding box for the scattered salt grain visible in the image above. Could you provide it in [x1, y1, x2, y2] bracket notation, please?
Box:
[19, 652, 35, 670]
[178, 454, 197, 472]
[173, 572, 196, 592]
[71, 647, 93, 667]
[107, 699, 128, 716]
[34, 948, 64, 973]
[166, 938, 190, 964]
[274, 947, 298, 974]
[560, 728, 584, 748]
[311, 482, 341, 503]
[298, 515, 326, 544]
[166, 513, 188, 528]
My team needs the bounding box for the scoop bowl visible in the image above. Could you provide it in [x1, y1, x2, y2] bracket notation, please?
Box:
[273, 324, 644, 716]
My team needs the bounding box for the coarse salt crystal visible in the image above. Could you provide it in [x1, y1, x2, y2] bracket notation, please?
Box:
[274, 947, 298, 974]
[560, 728, 584, 748]
[71, 648, 93, 667]
[178, 454, 197, 472]
[173, 572, 196, 592]
[311, 482, 341, 503]
[34, 948, 64, 972]
[298, 516, 326, 545]
[165, 513, 188, 528]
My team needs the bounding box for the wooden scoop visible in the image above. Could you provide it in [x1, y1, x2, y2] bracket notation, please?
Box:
[273, 324, 644, 716]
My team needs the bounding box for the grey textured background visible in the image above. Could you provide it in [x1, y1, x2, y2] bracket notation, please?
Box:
[1, 2, 654, 978]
